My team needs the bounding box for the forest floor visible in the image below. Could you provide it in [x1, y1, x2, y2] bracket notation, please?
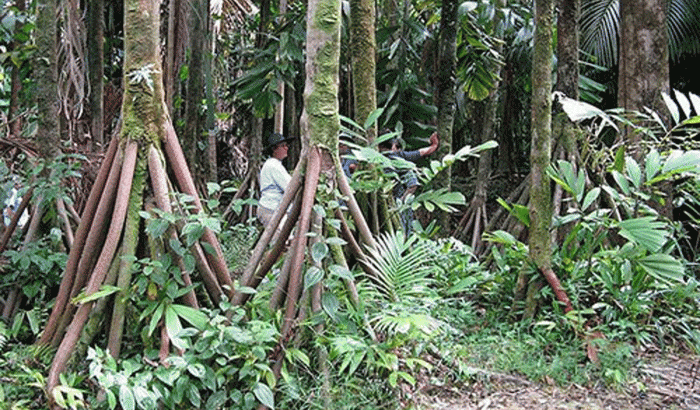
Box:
[414, 351, 700, 410]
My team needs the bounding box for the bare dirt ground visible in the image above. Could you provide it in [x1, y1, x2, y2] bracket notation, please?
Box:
[414, 353, 700, 410]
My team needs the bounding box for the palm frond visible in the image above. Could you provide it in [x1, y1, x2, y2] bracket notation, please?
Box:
[667, 0, 700, 58]
[0, 320, 8, 351]
[361, 231, 435, 303]
[580, 0, 620, 68]
[372, 309, 442, 338]
[581, 0, 700, 67]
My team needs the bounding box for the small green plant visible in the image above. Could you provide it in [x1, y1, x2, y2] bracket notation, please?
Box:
[0, 339, 54, 410]
[87, 305, 278, 410]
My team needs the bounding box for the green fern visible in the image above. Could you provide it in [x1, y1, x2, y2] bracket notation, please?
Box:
[0, 320, 8, 351]
[361, 231, 435, 303]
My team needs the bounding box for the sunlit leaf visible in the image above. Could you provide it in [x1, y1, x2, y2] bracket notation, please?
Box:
[253, 383, 275, 409]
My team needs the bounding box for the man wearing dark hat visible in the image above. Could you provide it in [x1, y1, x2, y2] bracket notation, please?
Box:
[378, 130, 439, 233]
[257, 132, 294, 228]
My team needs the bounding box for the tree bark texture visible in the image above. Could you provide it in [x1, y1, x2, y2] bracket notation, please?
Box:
[434, 0, 458, 230]
[556, 0, 580, 100]
[529, 0, 573, 313]
[34, 0, 60, 160]
[184, 0, 210, 187]
[8, 0, 26, 137]
[349, 0, 377, 141]
[87, 0, 105, 147]
[164, 0, 188, 113]
[617, 0, 670, 145]
[43, 0, 233, 404]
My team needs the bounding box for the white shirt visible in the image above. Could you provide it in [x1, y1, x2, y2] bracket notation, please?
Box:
[259, 157, 291, 211]
[3, 186, 28, 227]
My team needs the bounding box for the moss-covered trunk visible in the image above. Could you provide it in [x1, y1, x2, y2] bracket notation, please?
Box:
[34, 0, 60, 159]
[43, 1, 234, 404]
[183, 0, 211, 187]
[526, 0, 572, 314]
[349, 0, 377, 141]
[434, 0, 457, 230]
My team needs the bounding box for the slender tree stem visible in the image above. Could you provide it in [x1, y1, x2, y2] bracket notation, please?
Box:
[47, 140, 138, 398]
[39, 137, 118, 346]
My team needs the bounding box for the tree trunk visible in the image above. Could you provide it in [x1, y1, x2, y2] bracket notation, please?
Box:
[43, 0, 234, 404]
[434, 0, 458, 231]
[8, 0, 26, 138]
[164, 0, 187, 113]
[528, 0, 573, 314]
[35, 0, 60, 160]
[183, 0, 209, 187]
[617, 0, 670, 152]
[349, 0, 377, 141]
[87, 0, 105, 147]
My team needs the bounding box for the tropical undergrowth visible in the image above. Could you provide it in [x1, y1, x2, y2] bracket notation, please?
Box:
[4, 105, 700, 409]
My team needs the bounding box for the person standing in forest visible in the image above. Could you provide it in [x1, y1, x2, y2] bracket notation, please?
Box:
[379, 130, 439, 232]
[257, 132, 295, 228]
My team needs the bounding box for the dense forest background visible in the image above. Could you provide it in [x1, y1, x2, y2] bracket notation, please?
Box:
[1, 0, 700, 408]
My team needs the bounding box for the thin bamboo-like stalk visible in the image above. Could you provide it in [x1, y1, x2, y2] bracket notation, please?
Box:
[148, 145, 199, 307]
[47, 140, 138, 395]
[336, 163, 376, 248]
[56, 198, 74, 248]
[233, 155, 306, 304]
[52, 143, 124, 347]
[235, 192, 302, 307]
[0, 186, 34, 251]
[163, 121, 234, 297]
[281, 147, 321, 337]
[1, 194, 42, 318]
[39, 137, 119, 346]
[107, 154, 145, 358]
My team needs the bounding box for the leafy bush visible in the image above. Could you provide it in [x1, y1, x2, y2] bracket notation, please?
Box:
[87, 305, 278, 410]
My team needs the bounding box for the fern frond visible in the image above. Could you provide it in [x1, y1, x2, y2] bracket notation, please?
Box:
[361, 231, 435, 303]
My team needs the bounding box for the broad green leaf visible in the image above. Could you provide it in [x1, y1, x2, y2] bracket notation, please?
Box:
[322, 292, 340, 321]
[119, 385, 135, 410]
[304, 266, 323, 289]
[617, 217, 669, 253]
[503, 202, 530, 228]
[363, 108, 385, 130]
[637, 254, 685, 284]
[311, 242, 329, 263]
[106, 390, 117, 409]
[325, 237, 347, 246]
[146, 218, 170, 239]
[170, 304, 208, 330]
[147, 303, 165, 337]
[553, 213, 582, 227]
[285, 347, 310, 367]
[329, 264, 354, 281]
[645, 150, 661, 182]
[662, 91, 680, 124]
[71, 285, 122, 305]
[164, 305, 184, 349]
[253, 383, 275, 409]
[625, 157, 642, 188]
[660, 150, 700, 177]
[581, 187, 601, 211]
[611, 170, 630, 195]
[690, 92, 700, 114]
[206, 391, 227, 410]
[186, 383, 201, 408]
[674, 89, 693, 119]
[447, 275, 480, 295]
[187, 363, 206, 379]
[132, 386, 154, 410]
